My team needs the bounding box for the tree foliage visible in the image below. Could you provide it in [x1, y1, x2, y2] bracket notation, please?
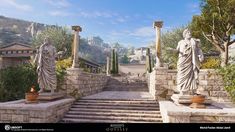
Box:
[161, 26, 186, 69]
[32, 26, 73, 59]
[120, 54, 129, 64]
[191, 0, 235, 66]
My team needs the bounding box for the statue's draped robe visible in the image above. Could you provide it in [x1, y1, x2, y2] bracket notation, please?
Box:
[176, 38, 204, 94]
[37, 44, 57, 91]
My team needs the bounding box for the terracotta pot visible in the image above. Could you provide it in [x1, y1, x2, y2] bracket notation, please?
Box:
[25, 92, 38, 101]
[191, 95, 205, 104]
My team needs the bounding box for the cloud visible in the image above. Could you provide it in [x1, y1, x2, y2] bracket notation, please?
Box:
[78, 11, 115, 18]
[129, 26, 154, 37]
[49, 10, 73, 17]
[45, 0, 71, 8]
[0, 0, 32, 11]
[187, 3, 200, 13]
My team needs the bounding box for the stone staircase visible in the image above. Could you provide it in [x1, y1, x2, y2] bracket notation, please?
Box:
[103, 76, 148, 92]
[60, 75, 162, 123]
[61, 98, 162, 123]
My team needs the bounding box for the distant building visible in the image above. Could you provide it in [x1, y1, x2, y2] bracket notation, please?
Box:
[88, 36, 103, 47]
[129, 47, 153, 64]
[0, 42, 35, 69]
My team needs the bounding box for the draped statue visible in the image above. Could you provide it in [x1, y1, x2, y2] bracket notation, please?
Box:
[176, 29, 204, 95]
[34, 37, 57, 93]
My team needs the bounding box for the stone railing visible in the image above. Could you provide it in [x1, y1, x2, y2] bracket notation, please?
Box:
[148, 67, 231, 102]
[61, 69, 109, 99]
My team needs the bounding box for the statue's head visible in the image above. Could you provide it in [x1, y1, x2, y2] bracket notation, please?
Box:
[183, 28, 191, 39]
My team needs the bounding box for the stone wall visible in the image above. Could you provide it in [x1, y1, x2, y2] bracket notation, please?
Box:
[0, 98, 75, 123]
[148, 68, 231, 102]
[62, 68, 109, 99]
[159, 101, 235, 123]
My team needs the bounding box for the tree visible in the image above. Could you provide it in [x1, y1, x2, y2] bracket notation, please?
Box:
[32, 26, 73, 59]
[161, 26, 186, 69]
[110, 49, 116, 74]
[145, 48, 152, 73]
[191, 0, 235, 66]
[120, 54, 129, 64]
[115, 52, 119, 74]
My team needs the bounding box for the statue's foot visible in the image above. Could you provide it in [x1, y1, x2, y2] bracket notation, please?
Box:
[38, 89, 43, 93]
[51, 89, 54, 94]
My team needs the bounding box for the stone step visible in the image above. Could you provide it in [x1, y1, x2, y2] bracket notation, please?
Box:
[80, 98, 156, 101]
[71, 105, 160, 110]
[61, 118, 162, 123]
[69, 108, 160, 114]
[63, 114, 162, 122]
[105, 83, 147, 86]
[67, 111, 162, 118]
[103, 88, 148, 92]
[77, 99, 158, 104]
[74, 102, 159, 107]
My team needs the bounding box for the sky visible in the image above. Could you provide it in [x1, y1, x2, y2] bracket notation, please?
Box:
[0, 0, 201, 48]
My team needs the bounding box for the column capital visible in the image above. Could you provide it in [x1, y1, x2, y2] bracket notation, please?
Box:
[72, 26, 82, 32]
[153, 21, 163, 28]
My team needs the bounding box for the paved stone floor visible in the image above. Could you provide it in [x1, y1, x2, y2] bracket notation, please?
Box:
[82, 91, 155, 100]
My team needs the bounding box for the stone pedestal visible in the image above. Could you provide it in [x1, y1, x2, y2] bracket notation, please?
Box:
[38, 92, 66, 101]
[171, 94, 212, 105]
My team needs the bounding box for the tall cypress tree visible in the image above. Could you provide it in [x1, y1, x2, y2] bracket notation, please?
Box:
[115, 52, 119, 74]
[146, 48, 152, 73]
[111, 49, 115, 74]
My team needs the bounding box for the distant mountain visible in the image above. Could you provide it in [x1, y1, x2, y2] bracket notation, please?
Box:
[0, 15, 49, 46]
[0, 15, 131, 64]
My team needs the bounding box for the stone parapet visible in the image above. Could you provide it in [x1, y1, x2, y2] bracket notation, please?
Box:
[159, 101, 235, 123]
[0, 98, 75, 123]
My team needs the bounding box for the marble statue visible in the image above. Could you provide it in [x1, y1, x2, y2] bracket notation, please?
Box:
[176, 29, 204, 95]
[35, 37, 57, 93]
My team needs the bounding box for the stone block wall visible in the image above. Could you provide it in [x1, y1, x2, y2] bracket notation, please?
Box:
[160, 101, 235, 123]
[62, 69, 109, 99]
[0, 98, 75, 123]
[148, 68, 231, 102]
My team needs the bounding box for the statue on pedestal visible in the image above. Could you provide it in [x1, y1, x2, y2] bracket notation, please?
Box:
[34, 37, 57, 93]
[176, 29, 204, 95]
[170, 29, 209, 107]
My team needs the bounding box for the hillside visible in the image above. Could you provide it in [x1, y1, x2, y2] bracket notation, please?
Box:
[0, 15, 47, 46]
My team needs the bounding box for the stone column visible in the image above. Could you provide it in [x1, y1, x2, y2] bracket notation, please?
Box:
[71, 26, 82, 68]
[153, 21, 163, 67]
[106, 56, 110, 75]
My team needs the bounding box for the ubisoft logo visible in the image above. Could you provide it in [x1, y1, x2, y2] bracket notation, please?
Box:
[5, 125, 10, 131]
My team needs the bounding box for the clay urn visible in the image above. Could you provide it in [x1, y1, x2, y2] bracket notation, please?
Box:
[191, 94, 205, 104]
[25, 86, 39, 102]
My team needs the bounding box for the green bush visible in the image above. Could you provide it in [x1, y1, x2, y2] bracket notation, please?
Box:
[201, 57, 220, 69]
[218, 64, 235, 102]
[56, 58, 72, 89]
[0, 64, 38, 102]
[0, 58, 72, 102]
